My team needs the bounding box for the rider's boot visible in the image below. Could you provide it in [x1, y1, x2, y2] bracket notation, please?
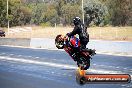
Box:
[78, 67, 86, 76]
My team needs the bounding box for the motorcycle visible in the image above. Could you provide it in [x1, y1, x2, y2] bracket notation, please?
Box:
[55, 34, 96, 70]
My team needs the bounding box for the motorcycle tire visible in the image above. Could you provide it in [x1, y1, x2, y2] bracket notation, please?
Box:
[77, 56, 90, 70]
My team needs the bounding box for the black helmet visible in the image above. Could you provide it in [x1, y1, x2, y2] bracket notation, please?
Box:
[73, 17, 81, 25]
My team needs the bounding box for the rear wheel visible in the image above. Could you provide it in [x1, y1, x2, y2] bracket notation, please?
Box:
[75, 69, 86, 85]
[77, 56, 90, 70]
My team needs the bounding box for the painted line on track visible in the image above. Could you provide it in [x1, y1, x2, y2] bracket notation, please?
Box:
[0, 56, 130, 75]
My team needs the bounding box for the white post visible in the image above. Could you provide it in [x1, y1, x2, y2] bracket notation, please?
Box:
[82, 0, 84, 24]
[7, 0, 9, 35]
[55, 23, 56, 28]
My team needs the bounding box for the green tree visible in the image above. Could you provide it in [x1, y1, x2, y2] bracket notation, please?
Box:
[40, 6, 59, 26]
[99, 0, 132, 26]
[0, 0, 32, 27]
[0, 0, 8, 27]
[84, 0, 109, 26]
[61, 3, 81, 25]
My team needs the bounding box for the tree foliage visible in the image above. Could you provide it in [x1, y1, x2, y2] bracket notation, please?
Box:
[0, 0, 131, 27]
[84, 0, 108, 26]
[99, 0, 132, 26]
[0, 0, 8, 27]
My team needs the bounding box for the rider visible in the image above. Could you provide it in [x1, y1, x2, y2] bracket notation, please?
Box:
[66, 17, 89, 50]
[64, 17, 90, 61]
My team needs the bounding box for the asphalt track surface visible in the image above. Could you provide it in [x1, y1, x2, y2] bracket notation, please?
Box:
[0, 46, 132, 88]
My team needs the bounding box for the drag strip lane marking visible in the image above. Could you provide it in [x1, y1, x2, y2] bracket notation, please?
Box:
[35, 57, 39, 58]
[0, 56, 76, 69]
[0, 56, 131, 76]
[28, 56, 32, 58]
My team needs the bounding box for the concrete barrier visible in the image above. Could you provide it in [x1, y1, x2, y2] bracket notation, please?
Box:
[30, 38, 132, 54]
[30, 38, 55, 49]
[0, 38, 132, 54]
[0, 38, 31, 47]
[87, 40, 132, 53]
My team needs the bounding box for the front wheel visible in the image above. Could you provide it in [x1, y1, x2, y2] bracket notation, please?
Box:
[55, 35, 64, 49]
